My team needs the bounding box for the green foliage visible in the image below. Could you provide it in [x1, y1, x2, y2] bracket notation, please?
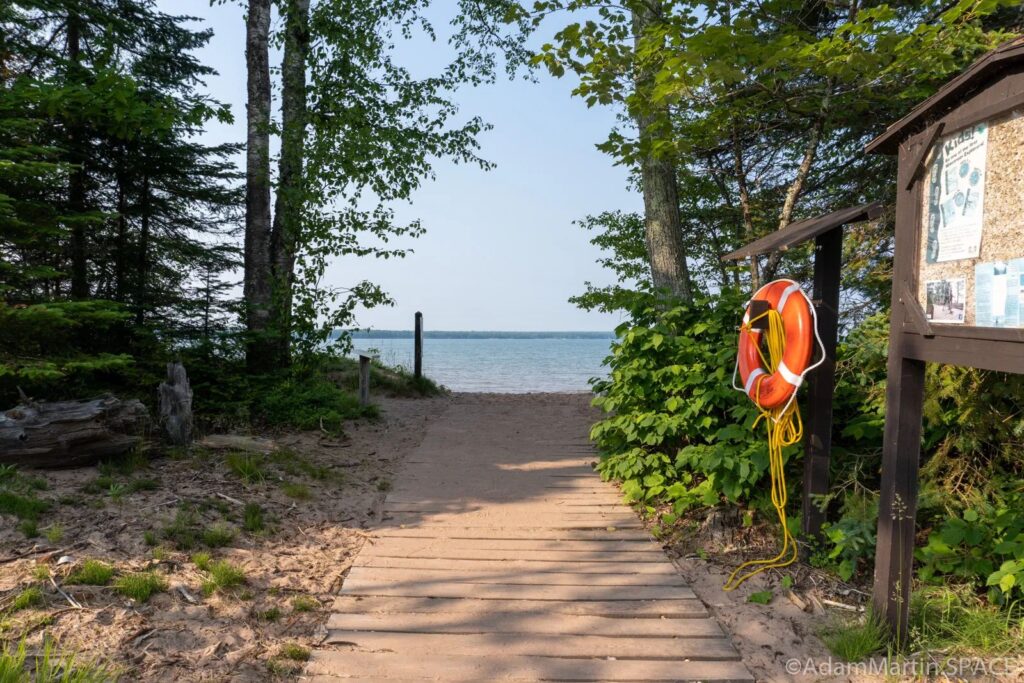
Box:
[114, 572, 167, 603]
[910, 586, 1024, 656]
[0, 466, 51, 528]
[747, 590, 772, 605]
[0, 638, 113, 683]
[917, 493, 1024, 605]
[817, 492, 879, 582]
[65, 560, 114, 587]
[253, 374, 371, 433]
[590, 288, 768, 513]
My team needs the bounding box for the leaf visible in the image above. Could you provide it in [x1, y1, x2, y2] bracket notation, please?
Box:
[748, 590, 773, 605]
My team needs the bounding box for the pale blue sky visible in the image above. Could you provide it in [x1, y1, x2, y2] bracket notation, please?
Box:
[162, 2, 638, 331]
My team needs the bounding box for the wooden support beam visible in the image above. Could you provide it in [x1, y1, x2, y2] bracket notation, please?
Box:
[414, 311, 423, 380]
[801, 225, 842, 545]
[359, 354, 371, 407]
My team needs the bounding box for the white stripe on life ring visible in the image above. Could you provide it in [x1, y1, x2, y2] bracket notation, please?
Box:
[744, 367, 766, 395]
[776, 282, 803, 314]
[777, 360, 802, 387]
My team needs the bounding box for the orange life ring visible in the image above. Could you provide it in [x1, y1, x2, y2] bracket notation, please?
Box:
[737, 279, 815, 410]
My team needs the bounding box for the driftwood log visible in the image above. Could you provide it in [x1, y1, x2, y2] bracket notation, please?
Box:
[158, 362, 193, 446]
[0, 395, 149, 468]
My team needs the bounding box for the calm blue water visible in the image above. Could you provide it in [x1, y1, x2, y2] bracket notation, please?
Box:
[350, 336, 613, 393]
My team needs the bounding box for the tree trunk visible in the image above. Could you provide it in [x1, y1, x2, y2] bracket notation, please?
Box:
[114, 169, 128, 302]
[67, 11, 88, 300]
[158, 362, 193, 447]
[244, 0, 274, 372]
[631, 7, 692, 303]
[135, 174, 150, 326]
[0, 396, 149, 469]
[269, 0, 311, 367]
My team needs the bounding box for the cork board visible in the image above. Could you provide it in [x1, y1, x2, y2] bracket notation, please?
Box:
[917, 110, 1024, 327]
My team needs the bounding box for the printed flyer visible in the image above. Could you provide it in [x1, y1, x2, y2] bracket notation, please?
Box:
[975, 258, 1024, 328]
[925, 123, 988, 263]
[925, 278, 966, 324]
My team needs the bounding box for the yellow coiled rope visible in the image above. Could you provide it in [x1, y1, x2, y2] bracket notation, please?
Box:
[723, 306, 803, 591]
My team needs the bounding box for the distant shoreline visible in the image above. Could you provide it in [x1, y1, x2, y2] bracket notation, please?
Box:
[341, 330, 615, 340]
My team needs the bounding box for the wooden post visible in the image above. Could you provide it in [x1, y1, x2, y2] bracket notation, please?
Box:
[801, 226, 843, 544]
[414, 311, 423, 380]
[358, 354, 371, 407]
[872, 137, 927, 644]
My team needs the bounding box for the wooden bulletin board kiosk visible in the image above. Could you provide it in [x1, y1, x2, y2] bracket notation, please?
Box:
[865, 38, 1024, 642]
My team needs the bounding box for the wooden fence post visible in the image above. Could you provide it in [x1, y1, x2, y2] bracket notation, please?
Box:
[414, 312, 423, 380]
[801, 226, 843, 544]
[359, 354, 371, 407]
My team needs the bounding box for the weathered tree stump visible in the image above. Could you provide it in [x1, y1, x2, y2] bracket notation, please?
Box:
[158, 362, 193, 446]
[0, 395, 149, 468]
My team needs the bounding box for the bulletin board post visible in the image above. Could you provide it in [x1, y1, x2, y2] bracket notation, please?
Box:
[865, 38, 1024, 643]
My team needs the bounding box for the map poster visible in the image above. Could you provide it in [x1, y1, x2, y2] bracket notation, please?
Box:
[974, 259, 1024, 328]
[925, 123, 989, 263]
[925, 278, 966, 324]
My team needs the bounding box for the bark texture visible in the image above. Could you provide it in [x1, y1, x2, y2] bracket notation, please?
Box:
[631, 7, 692, 303]
[0, 396, 149, 468]
[269, 0, 311, 366]
[244, 0, 273, 371]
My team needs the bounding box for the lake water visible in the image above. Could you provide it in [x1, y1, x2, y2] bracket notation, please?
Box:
[349, 335, 614, 393]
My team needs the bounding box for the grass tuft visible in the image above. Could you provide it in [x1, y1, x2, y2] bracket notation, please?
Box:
[279, 643, 310, 661]
[114, 572, 167, 603]
[163, 507, 201, 550]
[821, 613, 888, 662]
[290, 595, 319, 613]
[191, 552, 212, 571]
[200, 560, 246, 596]
[10, 587, 43, 612]
[243, 502, 265, 533]
[225, 452, 266, 485]
[201, 523, 236, 548]
[65, 560, 114, 586]
[254, 606, 282, 622]
[0, 491, 49, 522]
[44, 524, 63, 544]
[281, 482, 311, 500]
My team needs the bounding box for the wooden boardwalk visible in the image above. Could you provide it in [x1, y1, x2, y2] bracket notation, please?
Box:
[307, 395, 752, 681]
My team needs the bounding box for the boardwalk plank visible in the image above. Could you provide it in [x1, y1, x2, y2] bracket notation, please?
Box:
[323, 630, 740, 660]
[344, 565, 688, 587]
[358, 537, 662, 553]
[371, 527, 652, 540]
[353, 557, 677, 574]
[326, 611, 723, 637]
[340, 578, 696, 601]
[330, 595, 710, 618]
[306, 652, 753, 681]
